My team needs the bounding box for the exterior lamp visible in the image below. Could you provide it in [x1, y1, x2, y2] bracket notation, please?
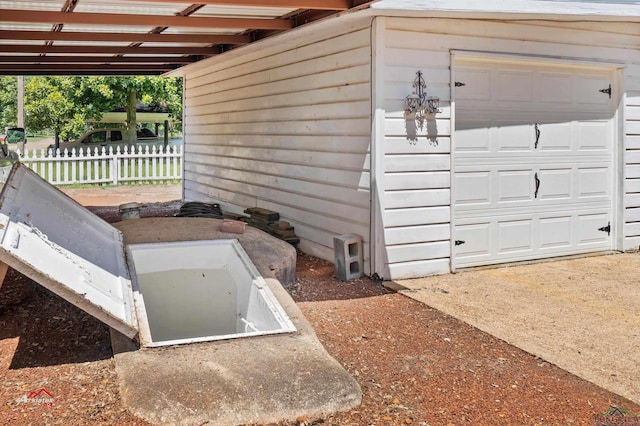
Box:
[405, 71, 440, 121]
[426, 95, 440, 114]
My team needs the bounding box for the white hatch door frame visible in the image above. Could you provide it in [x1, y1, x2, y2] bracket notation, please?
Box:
[0, 163, 138, 338]
[451, 52, 621, 270]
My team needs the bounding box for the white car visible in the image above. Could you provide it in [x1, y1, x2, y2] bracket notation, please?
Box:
[49, 128, 176, 154]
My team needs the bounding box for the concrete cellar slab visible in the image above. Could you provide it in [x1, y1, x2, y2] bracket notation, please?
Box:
[0, 163, 362, 425]
[114, 218, 363, 425]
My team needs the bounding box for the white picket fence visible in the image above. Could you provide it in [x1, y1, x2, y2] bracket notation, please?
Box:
[19, 145, 183, 186]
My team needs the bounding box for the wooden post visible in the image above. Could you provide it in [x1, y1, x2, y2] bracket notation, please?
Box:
[164, 120, 169, 147]
[0, 261, 9, 289]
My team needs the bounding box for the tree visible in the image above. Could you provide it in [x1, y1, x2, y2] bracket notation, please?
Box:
[24, 77, 94, 149]
[0, 76, 18, 130]
[80, 76, 183, 142]
[24, 76, 183, 149]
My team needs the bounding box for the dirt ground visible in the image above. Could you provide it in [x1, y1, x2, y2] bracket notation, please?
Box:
[60, 184, 182, 208]
[1, 185, 639, 425]
[396, 254, 640, 406]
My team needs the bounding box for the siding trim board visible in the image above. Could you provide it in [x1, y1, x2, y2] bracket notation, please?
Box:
[371, 16, 388, 279]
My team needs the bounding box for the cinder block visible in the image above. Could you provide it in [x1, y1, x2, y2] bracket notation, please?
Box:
[333, 234, 363, 281]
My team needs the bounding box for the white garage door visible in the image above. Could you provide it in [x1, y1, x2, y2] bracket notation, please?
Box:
[453, 57, 615, 269]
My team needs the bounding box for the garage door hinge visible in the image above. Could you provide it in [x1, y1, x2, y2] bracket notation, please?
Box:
[454, 82, 466, 87]
[455, 240, 465, 246]
[599, 84, 612, 98]
[598, 222, 611, 236]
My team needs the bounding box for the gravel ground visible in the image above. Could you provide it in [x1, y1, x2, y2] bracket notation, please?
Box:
[1, 192, 639, 425]
[396, 254, 640, 406]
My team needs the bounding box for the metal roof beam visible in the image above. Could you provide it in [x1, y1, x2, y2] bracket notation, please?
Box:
[0, 64, 178, 73]
[0, 9, 293, 30]
[0, 45, 218, 55]
[0, 30, 250, 45]
[0, 56, 197, 64]
[125, 0, 352, 10]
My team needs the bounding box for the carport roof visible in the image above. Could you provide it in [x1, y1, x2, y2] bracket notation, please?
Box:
[0, 0, 373, 76]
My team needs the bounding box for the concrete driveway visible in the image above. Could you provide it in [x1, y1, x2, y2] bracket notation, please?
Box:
[393, 253, 640, 405]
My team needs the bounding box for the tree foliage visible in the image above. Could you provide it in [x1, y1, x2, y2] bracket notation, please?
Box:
[23, 76, 182, 143]
[25, 77, 90, 141]
[0, 76, 18, 130]
[79, 76, 183, 141]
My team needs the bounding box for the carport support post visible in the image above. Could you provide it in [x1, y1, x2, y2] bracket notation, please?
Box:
[0, 261, 9, 289]
[163, 120, 169, 147]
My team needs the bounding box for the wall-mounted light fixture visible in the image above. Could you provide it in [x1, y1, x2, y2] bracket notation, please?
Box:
[405, 71, 440, 124]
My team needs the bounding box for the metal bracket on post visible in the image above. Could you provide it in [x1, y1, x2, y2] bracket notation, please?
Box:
[599, 84, 612, 98]
[598, 222, 611, 236]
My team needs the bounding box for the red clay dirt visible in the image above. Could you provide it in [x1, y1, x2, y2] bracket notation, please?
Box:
[0, 185, 638, 425]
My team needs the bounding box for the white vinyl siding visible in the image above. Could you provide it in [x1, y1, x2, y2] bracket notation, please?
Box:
[373, 21, 452, 279]
[374, 16, 639, 279]
[181, 19, 372, 267]
[177, 9, 640, 280]
[623, 64, 640, 249]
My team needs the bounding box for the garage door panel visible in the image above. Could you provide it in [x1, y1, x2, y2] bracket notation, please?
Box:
[457, 121, 611, 156]
[454, 222, 492, 257]
[455, 209, 611, 267]
[578, 121, 611, 150]
[455, 126, 491, 152]
[455, 166, 611, 211]
[458, 64, 611, 111]
[496, 70, 533, 102]
[578, 213, 610, 245]
[498, 170, 533, 202]
[575, 74, 612, 107]
[456, 123, 533, 152]
[456, 68, 491, 101]
[497, 219, 533, 254]
[537, 122, 572, 151]
[497, 124, 533, 152]
[455, 171, 491, 205]
[536, 72, 573, 104]
[454, 57, 614, 269]
[455, 202, 612, 221]
[538, 169, 572, 200]
[539, 216, 572, 249]
[578, 167, 609, 198]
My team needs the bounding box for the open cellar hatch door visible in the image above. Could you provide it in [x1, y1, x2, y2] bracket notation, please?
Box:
[0, 163, 295, 347]
[0, 163, 138, 338]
